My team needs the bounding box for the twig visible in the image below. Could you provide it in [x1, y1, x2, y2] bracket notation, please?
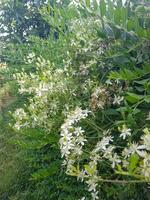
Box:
[98, 179, 150, 184]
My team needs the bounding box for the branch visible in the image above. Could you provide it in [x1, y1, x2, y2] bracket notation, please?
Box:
[98, 179, 150, 184]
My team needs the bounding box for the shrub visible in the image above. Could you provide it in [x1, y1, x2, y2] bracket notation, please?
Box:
[10, 0, 150, 199]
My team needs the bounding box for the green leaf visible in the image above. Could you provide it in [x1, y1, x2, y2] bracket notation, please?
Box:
[134, 17, 140, 34]
[126, 92, 144, 103]
[144, 95, 150, 103]
[127, 20, 134, 31]
[143, 64, 150, 73]
[117, 164, 123, 172]
[85, 0, 91, 7]
[84, 164, 96, 175]
[117, 107, 128, 113]
[128, 154, 139, 174]
[108, 1, 114, 20]
[114, 8, 121, 25]
[93, 0, 98, 11]
[135, 86, 145, 92]
[121, 7, 127, 27]
[100, 0, 106, 17]
[31, 161, 60, 180]
[47, 4, 51, 14]
[104, 109, 119, 116]
[97, 29, 107, 38]
[132, 108, 141, 115]
[109, 69, 138, 81]
[135, 5, 145, 14]
[134, 78, 150, 85]
[104, 24, 114, 38]
[127, 113, 136, 126]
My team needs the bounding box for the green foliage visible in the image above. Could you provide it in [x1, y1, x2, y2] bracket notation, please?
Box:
[0, 0, 52, 42]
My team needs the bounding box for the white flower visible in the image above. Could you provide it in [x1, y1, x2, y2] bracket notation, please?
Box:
[61, 142, 74, 157]
[76, 135, 87, 146]
[80, 197, 86, 200]
[143, 152, 150, 164]
[69, 0, 82, 8]
[86, 178, 98, 192]
[142, 130, 150, 151]
[94, 136, 113, 152]
[27, 52, 35, 59]
[66, 107, 90, 125]
[92, 87, 106, 98]
[122, 147, 131, 158]
[77, 170, 86, 182]
[66, 159, 75, 172]
[141, 166, 150, 179]
[103, 145, 115, 159]
[36, 82, 49, 97]
[109, 153, 121, 168]
[122, 142, 145, 158]
[102, 129, 111, 136]
[13, 121, 29, 130]
[91, 191, 99, 200]
[130, 142, 145, 156]
[106, 79, 113, 85]
[113, 95, 124, 105]
[61, 122, 72, 131]
[73, 146, 83, 155]
[119, 125, 131, 140]
[141, 154, 150, 179]
[25, 52, 35, 63]
[13, 108, 27, 120]
[90, 154, 100, 165]
[122, 159, 129, 168]
[14, 122, 22, 130]
[0, 62, 7, 71]
[97, 101, 105, 109]
[74, 127, 85, 136]
[60, 128, 73, 138]
[59, 133, 75, 158]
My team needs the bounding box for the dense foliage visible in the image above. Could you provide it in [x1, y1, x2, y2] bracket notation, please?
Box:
[0, 0, 53, 42]
[0, 0, 150, 199]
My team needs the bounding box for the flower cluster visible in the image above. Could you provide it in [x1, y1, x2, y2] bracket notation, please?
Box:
[60, 107, 89, 172]
[0, 62, 7, 71]
[13, 56, 72, 130]
[120, 128, 150, 180]
[12, 108, 29, 130]
[90, 86, 110, 111]
[24, 52, 36, 64]
[11, 3, 150, 199]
